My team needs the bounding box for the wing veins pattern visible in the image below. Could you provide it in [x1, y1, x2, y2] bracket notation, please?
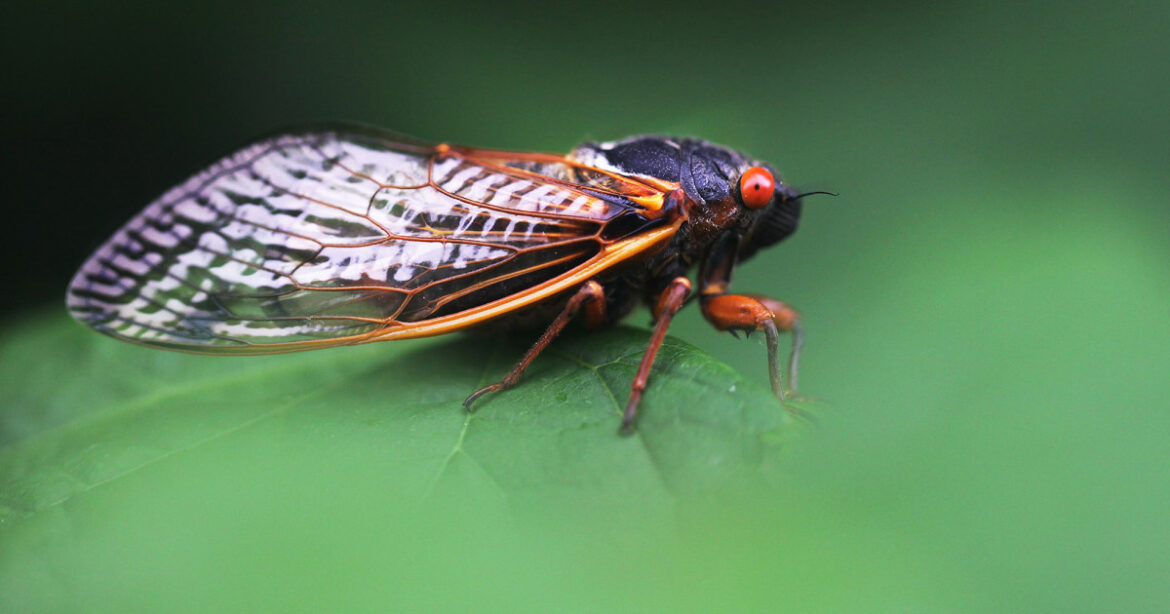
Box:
[68, 127, 662, 351]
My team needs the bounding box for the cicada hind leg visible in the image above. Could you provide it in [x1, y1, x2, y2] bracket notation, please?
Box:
[464, 276, 695, 436]
[463, 281, 606, 411]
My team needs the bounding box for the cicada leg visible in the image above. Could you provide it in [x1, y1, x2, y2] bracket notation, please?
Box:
[463, 280, 606, 411]
[700, 294, 802, 401]
[620, 276, 692, 435]
[697, 231, 804, 404]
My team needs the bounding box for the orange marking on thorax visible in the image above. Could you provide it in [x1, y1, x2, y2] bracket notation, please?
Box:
[628, 193, 664, 211]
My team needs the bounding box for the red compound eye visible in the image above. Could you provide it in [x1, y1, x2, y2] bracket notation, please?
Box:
[739, 167, 775, 209]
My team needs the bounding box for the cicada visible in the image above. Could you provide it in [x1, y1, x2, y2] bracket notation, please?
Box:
[68, 125, 812, 432]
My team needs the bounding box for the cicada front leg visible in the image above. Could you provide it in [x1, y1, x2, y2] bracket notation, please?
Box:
[700, 293, 803, 401]
[699, 232, 804, 403]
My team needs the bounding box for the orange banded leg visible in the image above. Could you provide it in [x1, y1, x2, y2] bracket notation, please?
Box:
[620, 276, 692, 435]
[701, 293, 803, 401]
[463, 280, 606, 411]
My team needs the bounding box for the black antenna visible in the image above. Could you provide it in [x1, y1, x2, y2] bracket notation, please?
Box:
[794, 190, 839, 199]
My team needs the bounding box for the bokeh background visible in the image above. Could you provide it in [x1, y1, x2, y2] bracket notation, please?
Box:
[3, 0, 1169, 611]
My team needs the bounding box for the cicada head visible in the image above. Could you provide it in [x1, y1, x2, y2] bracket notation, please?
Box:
[571, 136, 803, 261]
[736, 172, 803, 261]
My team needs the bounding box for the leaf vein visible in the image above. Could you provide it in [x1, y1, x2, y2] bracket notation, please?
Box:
[547, 347, 676, 500]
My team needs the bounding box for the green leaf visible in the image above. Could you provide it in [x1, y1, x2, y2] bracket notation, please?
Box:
[1, 308, 810, 611]
[1, 309, 798, 524]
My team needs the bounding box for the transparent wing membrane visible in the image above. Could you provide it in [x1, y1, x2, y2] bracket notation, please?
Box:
[68, 127, 664, 352]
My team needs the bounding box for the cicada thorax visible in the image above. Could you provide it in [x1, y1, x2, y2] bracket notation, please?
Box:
[570, 136, 769, 247]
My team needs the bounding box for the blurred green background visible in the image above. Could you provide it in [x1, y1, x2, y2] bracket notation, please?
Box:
[3, 0, 1169, 611]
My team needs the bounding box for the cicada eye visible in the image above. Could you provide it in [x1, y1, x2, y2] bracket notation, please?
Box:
[739, 166, 775, 210]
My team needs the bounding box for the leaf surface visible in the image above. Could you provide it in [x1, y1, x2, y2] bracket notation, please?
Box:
[0, 310, 796, 526]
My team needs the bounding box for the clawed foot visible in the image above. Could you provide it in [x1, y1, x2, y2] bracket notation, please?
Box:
[462, 383, 505, 412]
[779, 393, 821, 424]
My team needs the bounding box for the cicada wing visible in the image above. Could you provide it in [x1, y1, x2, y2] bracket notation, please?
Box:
[67, 126, 666, 354]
